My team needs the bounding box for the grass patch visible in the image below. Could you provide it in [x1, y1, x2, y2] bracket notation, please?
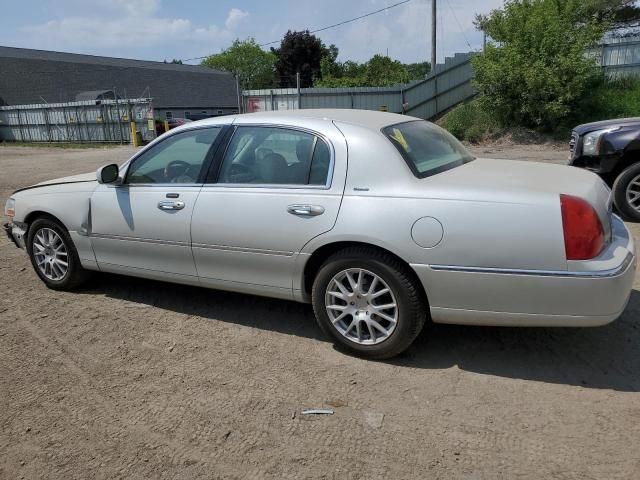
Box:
[576, 77, 640, 124]
[440, 78, 640, 145]
[437, 99, 504, 143]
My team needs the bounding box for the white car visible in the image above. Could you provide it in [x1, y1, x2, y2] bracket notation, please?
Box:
[4, 110, 636, 358]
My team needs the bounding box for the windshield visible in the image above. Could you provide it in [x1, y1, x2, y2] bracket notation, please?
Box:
[382, 120, 474, 178]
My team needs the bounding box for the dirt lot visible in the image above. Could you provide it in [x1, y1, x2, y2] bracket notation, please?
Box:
[1, 143, 639, 479]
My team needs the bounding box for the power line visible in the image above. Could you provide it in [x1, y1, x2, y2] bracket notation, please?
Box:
[443, 0, 472, 50]
[260, 0, 412, 46]
[180, 0, 412, 63]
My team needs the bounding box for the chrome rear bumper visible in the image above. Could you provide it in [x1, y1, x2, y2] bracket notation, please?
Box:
[412, 216, 636, 327]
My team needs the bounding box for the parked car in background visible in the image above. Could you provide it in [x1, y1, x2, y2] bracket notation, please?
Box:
[569, 117, 640, 221]
[167, 117, 193, 129]
[155, 117, 192, 136]
[4, 110, 636, 358]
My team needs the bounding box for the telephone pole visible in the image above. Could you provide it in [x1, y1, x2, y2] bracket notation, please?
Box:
[431, 0, 437, 75]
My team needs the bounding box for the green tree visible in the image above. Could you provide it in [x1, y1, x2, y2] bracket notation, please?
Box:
[363, 55, 410, 86]
[472, 0, 621, 130]
[271, 30, 332, 87]
[201, 38, 276, 89]
[405, 61, 431, 79]
[582, 0, 640, 26]
[316, 55, 427, 88]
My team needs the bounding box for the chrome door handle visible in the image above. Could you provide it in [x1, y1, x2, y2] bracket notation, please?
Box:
[287, 204, 325, 217]
[158, 200, 185, 211]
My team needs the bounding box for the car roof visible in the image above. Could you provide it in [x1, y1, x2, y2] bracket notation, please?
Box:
[185, 109, 417, 131]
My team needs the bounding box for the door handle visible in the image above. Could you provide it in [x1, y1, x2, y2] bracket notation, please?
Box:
[158, 200, 185, 211]
[287, 204, 325, 217]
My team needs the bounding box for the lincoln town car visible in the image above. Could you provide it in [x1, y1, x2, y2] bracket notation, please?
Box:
[4, 110, 636, 358]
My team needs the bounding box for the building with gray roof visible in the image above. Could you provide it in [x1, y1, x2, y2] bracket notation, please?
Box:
[0, 46, 238, 120]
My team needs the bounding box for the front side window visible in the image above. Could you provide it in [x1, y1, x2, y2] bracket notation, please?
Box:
[383, 120, 474, 178]
[126, 128, 220, 184]
[217, 126, 331, 186]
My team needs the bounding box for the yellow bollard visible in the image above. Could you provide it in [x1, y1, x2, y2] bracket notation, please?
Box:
[164, 120, 170, 133]
[130, 122, 139, 147]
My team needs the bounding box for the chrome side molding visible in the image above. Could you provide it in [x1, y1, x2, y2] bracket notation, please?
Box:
[429, 252, 634, 278]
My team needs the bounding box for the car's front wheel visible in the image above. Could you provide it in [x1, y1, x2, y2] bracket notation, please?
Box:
[613, 162, 640, 222]
[311, 246, 427, 359]
[26, 217, 90, 290]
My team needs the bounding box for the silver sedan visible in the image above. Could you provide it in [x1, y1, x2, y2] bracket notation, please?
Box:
[3, 110, 636, 358]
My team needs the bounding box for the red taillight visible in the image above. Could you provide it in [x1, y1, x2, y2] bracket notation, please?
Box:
[560, 194, 605, 260]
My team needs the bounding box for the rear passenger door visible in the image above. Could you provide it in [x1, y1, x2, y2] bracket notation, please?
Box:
[190, 122, 347, 296]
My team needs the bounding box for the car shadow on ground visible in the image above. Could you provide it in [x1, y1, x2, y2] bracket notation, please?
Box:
[397, 290, 640, 392]
[83, 273, 325, 340]
[83, 274, 640, 392]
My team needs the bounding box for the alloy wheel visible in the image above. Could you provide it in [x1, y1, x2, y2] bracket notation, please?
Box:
[626, 173, 640, 213]
[32, 228, 69, 281]
[324, 268, 398, 345]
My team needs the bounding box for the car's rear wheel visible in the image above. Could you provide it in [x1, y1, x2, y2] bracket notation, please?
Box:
[311, 246, 427, 359]
[26, 217, 90, 290]
[613, 162, 640, 222]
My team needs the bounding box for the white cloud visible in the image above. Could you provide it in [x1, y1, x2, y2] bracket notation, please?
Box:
[225, 8, 249, 30]
[23, 16, 229, 51]
[17, 1, 237, 61]
[4, 0, 505, 64]
[113, 0, 161, 16]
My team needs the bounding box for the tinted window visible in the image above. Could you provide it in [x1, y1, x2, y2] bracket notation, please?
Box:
[382, 121, 474, 178]
[126, 128, 220, 184]
[217, 126, 331, 186]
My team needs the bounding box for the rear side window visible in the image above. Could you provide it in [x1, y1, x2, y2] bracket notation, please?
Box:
[382, 120, 474, 178]
[217, 126, 331, 186]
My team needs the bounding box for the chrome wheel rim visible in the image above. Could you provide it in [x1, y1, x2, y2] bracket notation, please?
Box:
[32, 228, 68, 281]
[626, 173, 640, 213]
[325, 268, 398, 345]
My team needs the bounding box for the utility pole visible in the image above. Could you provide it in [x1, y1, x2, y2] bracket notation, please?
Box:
[296, 71, 301, 110]
[235, 74, 242, 114]
[430, 0, 437, 77]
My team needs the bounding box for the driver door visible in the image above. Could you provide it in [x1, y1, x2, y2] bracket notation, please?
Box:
[90, 126, 222, 279]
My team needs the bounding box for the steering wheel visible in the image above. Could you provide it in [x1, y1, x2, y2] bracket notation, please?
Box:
[226, 163, 255, 183]
[164, 160, 191, 182]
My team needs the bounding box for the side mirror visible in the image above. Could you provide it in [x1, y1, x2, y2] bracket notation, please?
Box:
[97, 164, 120, 184]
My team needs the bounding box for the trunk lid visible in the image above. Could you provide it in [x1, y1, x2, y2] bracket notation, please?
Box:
[434, 158, 613, 241]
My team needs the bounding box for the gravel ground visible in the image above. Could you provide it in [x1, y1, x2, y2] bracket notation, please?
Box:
[1, 144, 639, 479]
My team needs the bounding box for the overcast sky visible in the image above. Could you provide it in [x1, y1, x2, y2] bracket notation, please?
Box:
[0, 0, 505, 64]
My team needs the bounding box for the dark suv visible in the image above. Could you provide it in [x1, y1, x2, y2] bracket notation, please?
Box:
[569, 117, 640, 221]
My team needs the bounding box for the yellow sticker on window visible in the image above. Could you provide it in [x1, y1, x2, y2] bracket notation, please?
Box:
[390, 128, 410, 152]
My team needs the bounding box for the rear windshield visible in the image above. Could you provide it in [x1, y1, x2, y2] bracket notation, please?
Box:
[382, 120, 474, 178]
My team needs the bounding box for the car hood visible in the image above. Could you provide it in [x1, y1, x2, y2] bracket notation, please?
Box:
[573, 117, 640, 135]
[34, 172, 97, 186]
[13, 172, 97, 195]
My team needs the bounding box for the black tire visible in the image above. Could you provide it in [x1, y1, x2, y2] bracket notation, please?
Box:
[612, 162, 640, 222]
[311, 246, 427, 359]
[26, 216, 91, 290]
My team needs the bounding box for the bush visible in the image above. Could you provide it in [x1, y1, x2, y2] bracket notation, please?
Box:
[437, 99, 503, 143]
[473, 0, 609, 131]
